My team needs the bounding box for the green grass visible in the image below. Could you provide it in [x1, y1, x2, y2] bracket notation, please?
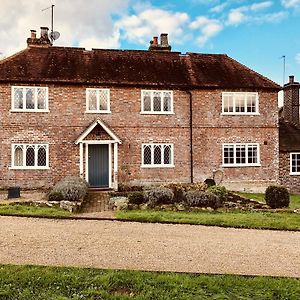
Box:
[0, 204, 72, 217]
[236, 192, 300, 209]
[0, 265, 299, 300]
[117, 209, 300, 231]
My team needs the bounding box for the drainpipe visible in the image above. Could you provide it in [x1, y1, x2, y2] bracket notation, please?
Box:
[187, 90, 193, 183]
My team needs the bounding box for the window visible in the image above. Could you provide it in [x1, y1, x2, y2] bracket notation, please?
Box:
[142, 144, 174, 167]
[11, 144, 49, 169]
[222, 92, 258, 115]
[290, 153, 300, 175]
[141, 90, 173, 114]
[12, 86, 48, 112]
[222, 143, 260, 167]
[86, 88, 110, 113]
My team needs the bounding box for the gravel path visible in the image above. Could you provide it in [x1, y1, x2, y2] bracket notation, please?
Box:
[0, 216, 299, 277]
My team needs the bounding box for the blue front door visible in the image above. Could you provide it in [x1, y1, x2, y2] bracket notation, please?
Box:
[88, 144, 109, 188]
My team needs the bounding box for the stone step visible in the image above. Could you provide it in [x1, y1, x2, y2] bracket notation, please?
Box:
[80, 191, 112, 213]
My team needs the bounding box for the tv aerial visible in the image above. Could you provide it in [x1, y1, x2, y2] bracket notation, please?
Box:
[42, 4, 60, 44]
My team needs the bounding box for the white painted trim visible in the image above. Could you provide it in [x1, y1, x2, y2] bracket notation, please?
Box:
[141, 143, 174, 168]
[85, 111, 111, 114]
[86, 88, 110, 113]
[75, 119, 121, 144]
[113, 142, 118, 190]
[140, 112, 175, 115]
[9, 167, 50, 170]
[85, 143, 89, 182]
[79, 143, 83, 176]
[83, 140, 116, 144]
[109, 144, 112, 188]
[290, 152, 300, 175]
[221, 92, 259, 115]
[141, 90, 174, 114]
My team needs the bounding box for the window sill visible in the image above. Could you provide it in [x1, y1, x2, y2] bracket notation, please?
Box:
[140, 112, 174, 115]
[221, 112, 260, 116]
[85, 110, 111, 114]
[9, 167, 50, 170]
[141, 164, 175, 168]
[221, 164, 261, 168]
[10, 109, 50, 113]
[290, 172, 300, 176]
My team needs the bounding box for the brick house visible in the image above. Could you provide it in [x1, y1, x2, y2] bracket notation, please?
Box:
[279, 75, 300, 192]
[0, 27, 280, 191]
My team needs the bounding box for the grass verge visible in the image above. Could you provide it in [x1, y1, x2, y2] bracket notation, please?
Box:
[0, 204, 72, 218]
[0, 265, 299, 300]
[116, 209, 300, 231]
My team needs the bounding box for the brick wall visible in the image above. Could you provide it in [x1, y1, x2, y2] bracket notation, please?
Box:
[0, 83, 279, 191]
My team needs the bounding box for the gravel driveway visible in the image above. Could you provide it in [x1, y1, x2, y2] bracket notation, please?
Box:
[0, 216, 299, 277]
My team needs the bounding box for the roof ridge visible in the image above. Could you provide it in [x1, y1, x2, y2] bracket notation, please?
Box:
[0, 48, 29, 65]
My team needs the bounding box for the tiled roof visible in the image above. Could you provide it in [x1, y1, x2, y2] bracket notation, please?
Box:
[279, 119, 300, 151]
[0, 46, 280, 90]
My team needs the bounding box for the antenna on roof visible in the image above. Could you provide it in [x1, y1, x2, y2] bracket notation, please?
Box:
[280, 55, 286, 86]
[42, 4, 60, 44]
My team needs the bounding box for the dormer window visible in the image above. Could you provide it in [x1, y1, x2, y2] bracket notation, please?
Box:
[141, 90, 173, 114]
[222, 92, 259, 115]
[11, 86, 48, 112]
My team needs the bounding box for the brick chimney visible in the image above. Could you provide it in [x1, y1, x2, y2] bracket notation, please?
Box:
[27, 27, 52, 47]
[149, 33, 171, 51]
[283, 75, 300, 125]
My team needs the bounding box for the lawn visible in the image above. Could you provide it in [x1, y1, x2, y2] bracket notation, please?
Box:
[116, 209, 300, 231]
[0, 204, 72, 218]
[0, 265, 299, 300]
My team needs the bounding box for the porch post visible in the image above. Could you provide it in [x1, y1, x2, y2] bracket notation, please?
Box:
[79, 142, 83, 177]
[113, 142, 118, 190]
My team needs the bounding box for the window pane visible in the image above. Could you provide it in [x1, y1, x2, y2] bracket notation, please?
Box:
[88, 90, 97, 110]
[236, 145, 246, 164]
[164, 145, 171, 164]
[163, 92, 171, 112]
[224, 145, 234, 164]
[26, 88, 34, 109]
[37, 146, 47, 166]
[26, 146, 35, 166]
[223, 95, 233, 112]
[292, 154, 300, 173]
[37, 88, 46, 109]
[14, 88, 23, 109]
[143, 145, 151, 165]
[99, 90, 108, 111]
[248, 145, 258, 164]
[143, 92, 151, 111]
[235, 94, 245, 113]
[153, 92, 161, 111]
[154, 145, 162, 164]
[247, 94, 256, 113]
[14, 146, 23, 166]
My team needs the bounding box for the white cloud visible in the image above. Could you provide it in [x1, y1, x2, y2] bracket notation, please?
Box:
[227, 8, 247, 25]
[296, 53, 300, 64]
[281, 0, 300, 8]
[210, 3, 228, 13]
[190, 16, 223, 46]
[0, 0, 128, 56]
[250, 1, 273, 11]
[116, 8, 189, 46]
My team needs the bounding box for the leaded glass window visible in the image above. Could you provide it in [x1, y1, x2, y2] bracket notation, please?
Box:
[86, 88, 110, 112]
[141, 90, 173, 113]
[142, 144, 173, 167]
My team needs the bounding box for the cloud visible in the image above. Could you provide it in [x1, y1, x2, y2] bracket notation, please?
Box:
[210, 3, 228, 13]
[227, 8, 247, 25]
[116, 8, 189, 46]
[250, 1, 273, 11]
[190, 16, 223, 46]
[296, 53, 300, 64]
[0, 0, 128, 56]
[281, 0, 300, 8]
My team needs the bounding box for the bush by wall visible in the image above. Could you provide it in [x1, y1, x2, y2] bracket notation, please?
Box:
[265, 185, 289, 209]
[207, 186, 228, 203]
[144, 187, 174, 207]
[128, 191, 146, 205]
[185, 190, 221, 209]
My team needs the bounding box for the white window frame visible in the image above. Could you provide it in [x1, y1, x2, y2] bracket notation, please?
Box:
[11, 86, 49, 112]
[141, 90, 174, 114]
[85, 88, 111, 113]
[222, 143, 260, 167]
[290, 152, 300, 175]
[10, 144, 49, 169]
[141, 143, 174, 168]
[221, 92, 259, 115]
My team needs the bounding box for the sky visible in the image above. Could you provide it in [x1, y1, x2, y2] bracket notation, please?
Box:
[0, 0, 299, 88]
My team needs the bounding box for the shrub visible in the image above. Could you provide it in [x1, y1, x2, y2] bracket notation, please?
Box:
[185, 190, 221, 209]
[48, 191, 64, 202]
[118, 184, 144, 192]
[204, 178, 216, 187]
[265, 185, 289, 209]
[207, 186, 228, 203]
[128, 191, 146, 205]
[144, 187, 174, 207]
[51, 176, 89, 201]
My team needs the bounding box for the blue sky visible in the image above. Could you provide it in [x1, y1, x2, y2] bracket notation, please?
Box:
[0, 0, 299, 86]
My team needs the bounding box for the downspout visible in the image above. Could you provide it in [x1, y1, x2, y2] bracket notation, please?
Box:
[187, 90, 193, 183]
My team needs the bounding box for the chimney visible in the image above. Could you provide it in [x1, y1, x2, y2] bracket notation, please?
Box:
[149, 33, 172, 51]
[27, 27, 52, 47]
[283, 75, 300, 125]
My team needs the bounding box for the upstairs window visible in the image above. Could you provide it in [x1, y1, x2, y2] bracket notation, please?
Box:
[141, 90, 173, 114]
[12, 86, 48, 112]
[11, 144, 49, 169]
[222, 92, 258, 115]
[222, 143, 260, 167]
[142, 144, 174, 167]
[290, 153, 300, 175]
[86, 88, 110, 113]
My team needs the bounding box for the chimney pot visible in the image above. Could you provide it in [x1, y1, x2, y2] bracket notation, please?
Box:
[289, 75, 295, 84]
[153, 36, 158, 46]
[160, 33, 169, 47]
[40, 26, 49, 39]
[30, 30, 36, 39]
